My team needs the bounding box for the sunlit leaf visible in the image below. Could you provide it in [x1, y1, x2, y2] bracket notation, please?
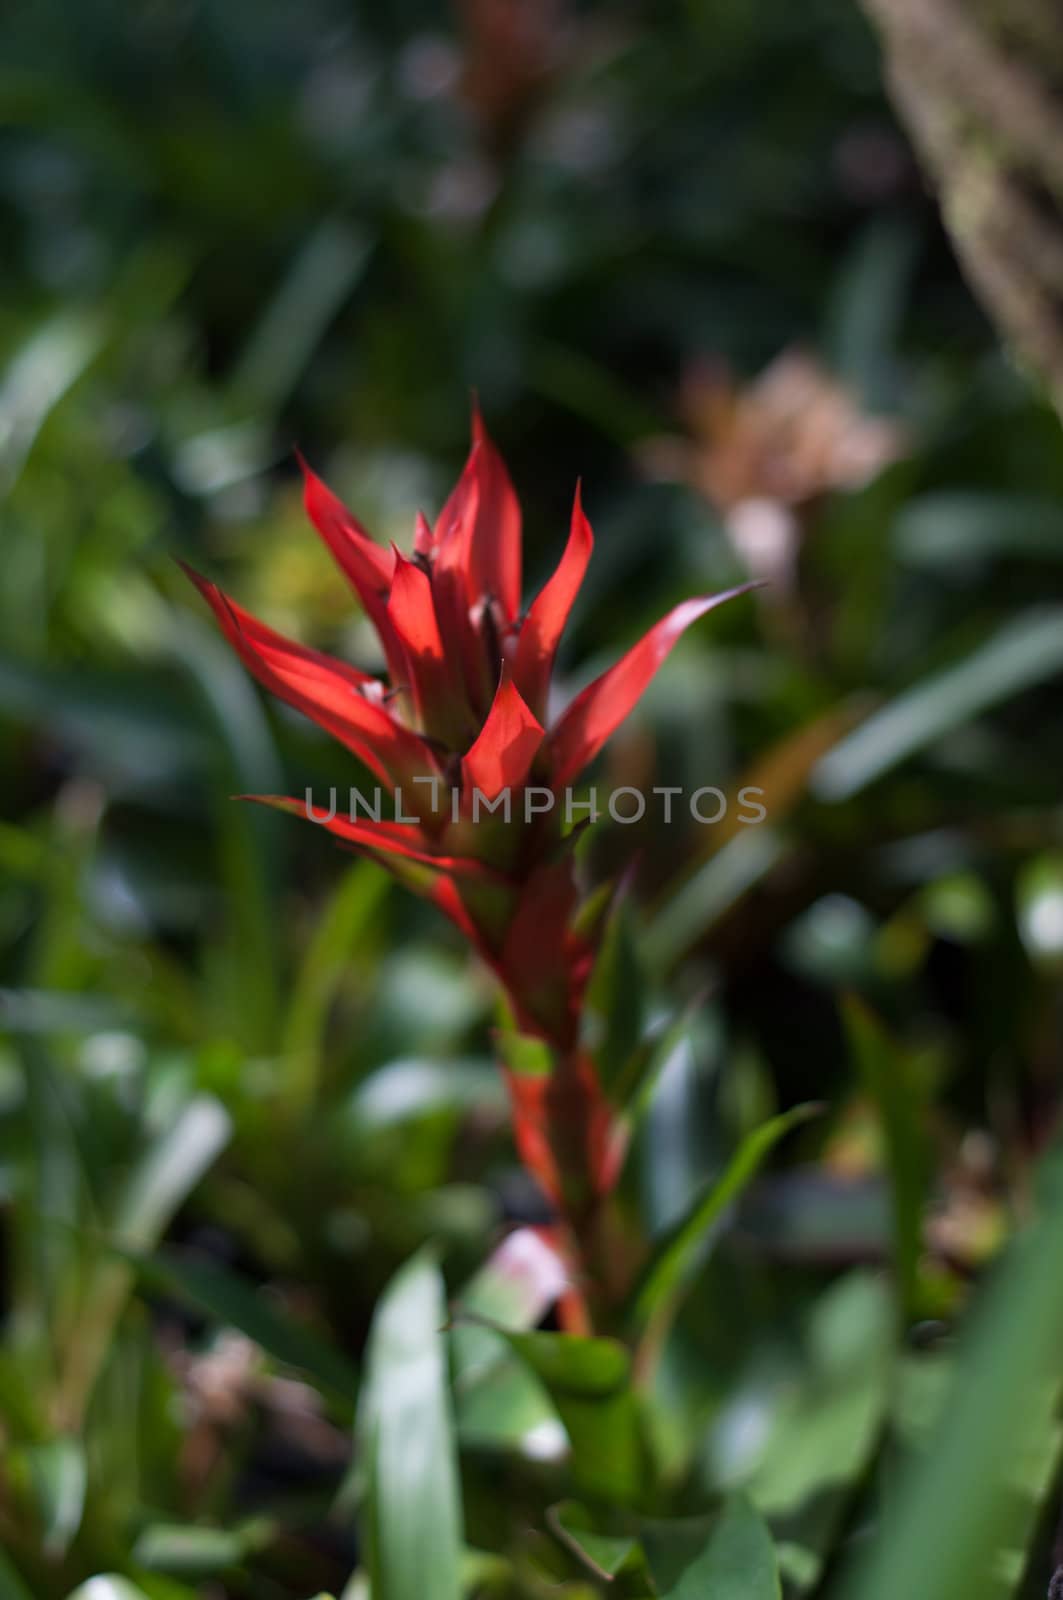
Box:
[361, 1250, 463, 1600]
[723, 1274, 895, 1594]
[27, 1434, 86, 1559]
[282, 858, 391, 1108]
[452, 1228, 570, 1385]
[0, 310, 105, 490]
[347, 1057, 505, 1132]
[54, 1095, 231, 1425]
[582, 896, 646, 1092]
[813, 609, 1063, 801]
[1016, 853, 1063, 973]
[838, 1136, 1063, 1600]
[132, 1522, 269, 1579]
[475, 1324, 645, 1504]
[65, 1582, 152, 1600]
[115, 1096, 231, 1248]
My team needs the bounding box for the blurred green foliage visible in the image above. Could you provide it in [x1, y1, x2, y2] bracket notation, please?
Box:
[3, 1, 1063, 1597]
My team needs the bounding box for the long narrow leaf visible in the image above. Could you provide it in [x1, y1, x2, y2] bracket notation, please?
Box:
[813, 609, 1063, 801]
[361, 1250, 463, 1600]
[634, 1105, 818, 1326]
[843, 996, 928, 1314]
[131, 1248, 359, 1406]
[839, 1134, 1063, 1600]
[56, 1096, 231, 1426]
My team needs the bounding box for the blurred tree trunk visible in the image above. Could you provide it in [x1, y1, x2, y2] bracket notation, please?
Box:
[861, 0, 1063, 417]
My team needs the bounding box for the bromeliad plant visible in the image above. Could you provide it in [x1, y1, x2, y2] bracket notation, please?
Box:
[184, 410, 751, 1330]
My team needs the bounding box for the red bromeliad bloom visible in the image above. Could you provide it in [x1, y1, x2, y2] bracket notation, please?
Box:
[185, 412, 750, 1270]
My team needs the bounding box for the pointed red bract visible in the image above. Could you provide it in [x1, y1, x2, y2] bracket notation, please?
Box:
[431, 447, 494, 715]
[386, 548, 463, 732]
[413, 509, 434, 556]
[388, 549, 442, 648]
[246, 796, 498, 878]
[514, 483, 593, 718]
[462, 675, 544, 800]
[298, 454, 411, 686]
[184, 566, 433, 788]
[548, 584, 759, 787]
[180, 562, 372, 689]
[468, 402, 522, 622]
[431, 413, 521, 621]
[298, 454, 394, 596]
[186, 414, 757, 1284]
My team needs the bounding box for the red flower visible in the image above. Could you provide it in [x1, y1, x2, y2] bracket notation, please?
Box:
[185, 411, 751, 1226]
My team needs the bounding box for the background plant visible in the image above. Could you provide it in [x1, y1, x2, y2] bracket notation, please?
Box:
[2, 3, 1063, 1599]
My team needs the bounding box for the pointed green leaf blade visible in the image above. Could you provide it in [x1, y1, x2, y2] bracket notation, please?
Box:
[362, 1250, 463, 1600]
[652, 1497, 780, 1600]
[634, 1104, 818, 1325]
[477, 1325, 644, 1504]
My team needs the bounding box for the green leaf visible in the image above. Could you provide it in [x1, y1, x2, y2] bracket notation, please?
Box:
[65, 1583, 152, 1600]
[55, 1095, 232, 1426]
[528, 339, 665, 444]
[646, 829, 789, 973]
[27, 1434, 86, 1559]
[0, 655, 209, 787]
[169, 613, 283, 1050]
[0, 309, 105, 490]
[582, 897, 647, 1093]
[634, 1105, 818, 1326]
[282, 859, 390, 1108]
[348, 1057, 506, 1133]
[838, 1134, 1063, 1600]
[362, 1250, 464, 1600]
[453, 1355, 561, 1455]
[132, 1523, 263, 1578]
[843, 996, 928, 1313]
[1016, 852, 1063, 973]
[451, 1228, 569, 1391]
[482, 1326, 644, 1504]
[549, 1501, 650, 1585]
[611, 999, 706, 1142]
[893, 493, 1063, 569]
[826, 215, 917, 404]
[113, 1096, 232, 1250]
[734, 1274, 894, 1593]
[131, 1248, 360, 1405]
[651, 1497, 779, 1600]
[0, 1547, 34, 1600]
[812, 608, 1063, 801]
[65, 1580, 196, 1600]
[229, 218, 373, 414]
[493, 1027, 554, 1078]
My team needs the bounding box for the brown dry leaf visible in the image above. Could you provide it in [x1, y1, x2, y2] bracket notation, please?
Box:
[457, 0, 568, 149]
[645, 349, 906, 589]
